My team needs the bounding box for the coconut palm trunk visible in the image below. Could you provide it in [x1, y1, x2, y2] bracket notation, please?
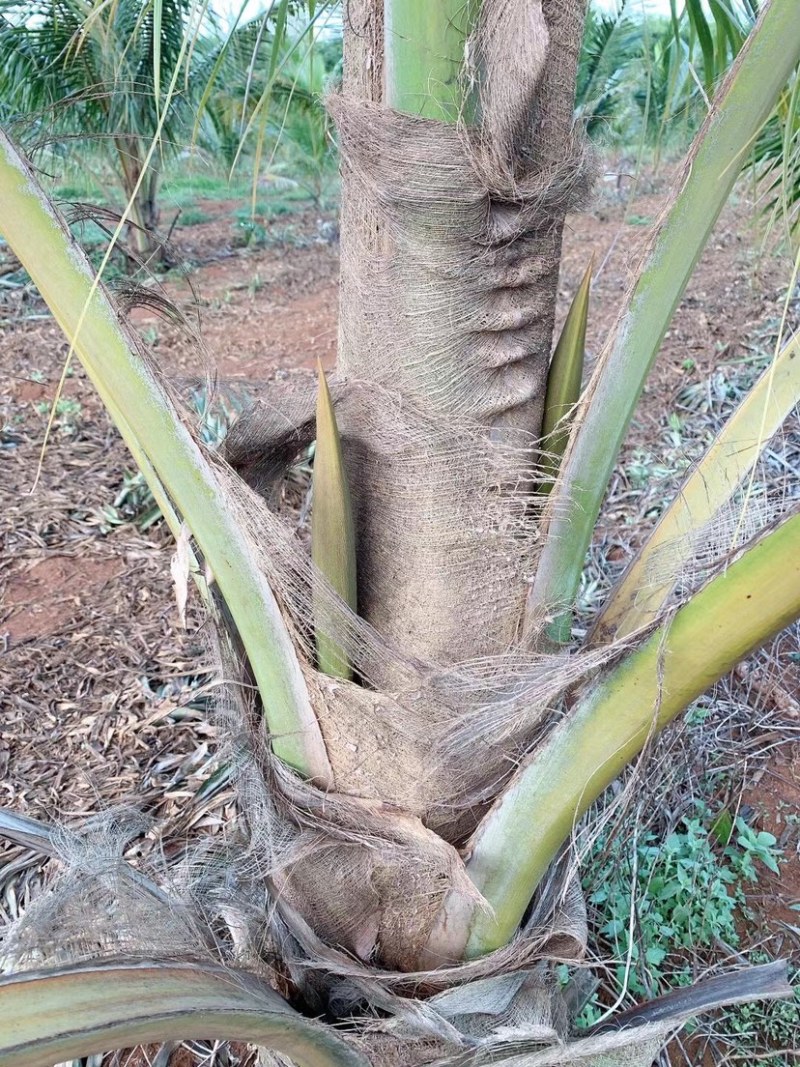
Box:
[114, 134, 162, 258]
[334, 0, 587, 666]
[1, 0, 800, 1064]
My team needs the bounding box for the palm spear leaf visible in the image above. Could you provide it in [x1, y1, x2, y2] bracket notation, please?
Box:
[539, 258, 592, 498]
[313, 362, 357, 680]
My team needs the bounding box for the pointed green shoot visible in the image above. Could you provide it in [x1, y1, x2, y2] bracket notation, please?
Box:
[464, 510, 800, 957]
[594, 330, 800, 643]
[0, 960, 367, 1067]
[526, 0, 800, 640]
[0, 130, 332, 788]
[313, 362, 357, 679]
[539, 259, 593, 492]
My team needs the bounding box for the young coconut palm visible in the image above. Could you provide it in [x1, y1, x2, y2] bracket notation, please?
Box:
[0, 0, 206, 258]
[0, 1, 799, 1065]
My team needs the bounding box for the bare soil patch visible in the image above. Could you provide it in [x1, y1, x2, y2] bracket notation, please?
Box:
[744, 750, 800, 932]
[3, 553, 124, 642]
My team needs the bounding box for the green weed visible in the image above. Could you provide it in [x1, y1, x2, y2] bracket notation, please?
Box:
[178, 207, 213, 226]
[34, 396, 82, 434]
[716, 961, 800, 1066]
[568, 795, 793, 1059]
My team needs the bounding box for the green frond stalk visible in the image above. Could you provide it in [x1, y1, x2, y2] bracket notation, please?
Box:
[0, 130, 332, 787]
[594, 330, 800, 642]
[313, 362, 357, 679]
[527, 0, 800, 641]
[384, 0, 481, 120]
[538, 258, 592, 501]
[0, 960, 367, 1067]
[465, 511, 800, 957]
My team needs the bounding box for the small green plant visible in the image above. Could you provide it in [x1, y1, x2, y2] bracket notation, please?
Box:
[582, 801, 784, 1004]
[714, 956, 800, 1066]
[666, 411, 684, 447]
[94, 386, 240, 532]
[34, 396, 82, 434]
[94, 469, 163, 533]
[731, 816, 781, 876]
[234, 217, 268, 247]
[625, 448, 674, 489]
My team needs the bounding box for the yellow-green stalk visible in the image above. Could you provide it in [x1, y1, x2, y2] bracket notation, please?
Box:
[464, 511, 800, 956]
[0, 961, 367, 1067]
[0, 131, 331, 787]
[594, 330, 800, 642]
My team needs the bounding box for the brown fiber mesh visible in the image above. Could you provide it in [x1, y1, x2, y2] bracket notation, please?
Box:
[2, 1, 795, 1064]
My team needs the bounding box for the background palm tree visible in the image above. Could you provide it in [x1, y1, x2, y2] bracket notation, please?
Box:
[202, 25, 339, 205]
[0, 0, 201, 257]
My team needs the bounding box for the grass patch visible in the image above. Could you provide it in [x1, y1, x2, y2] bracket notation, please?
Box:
[233, 201, 294, 220]
[54, 182, 106, 203]
[160, 176, 240, 206]
[177, 206, 213, 227]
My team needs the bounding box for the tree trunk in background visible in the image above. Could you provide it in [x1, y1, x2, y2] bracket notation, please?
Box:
[115, 135, 161, 260]
[142, 164, 161, 233]
[335, 0, 589, 669]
